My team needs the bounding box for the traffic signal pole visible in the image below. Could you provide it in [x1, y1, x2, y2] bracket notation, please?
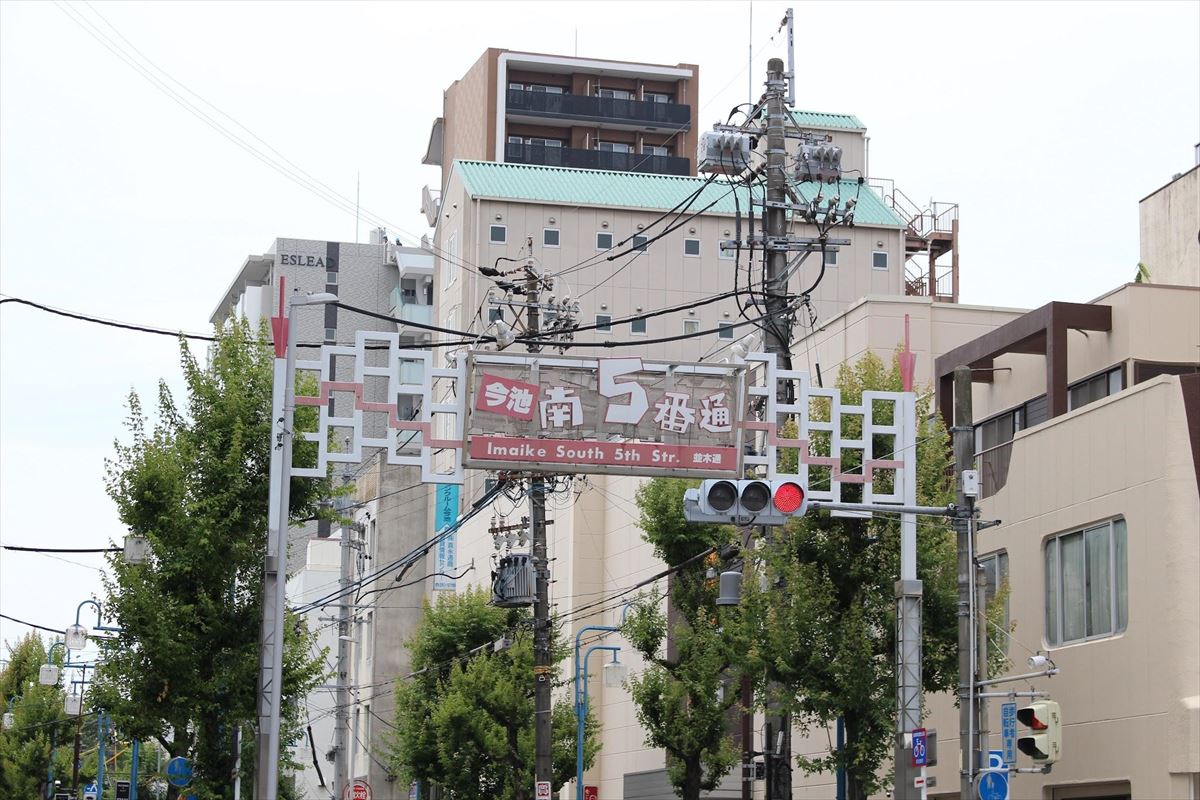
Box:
[763, 57, 792, 800]
[527, 263, 554, 794]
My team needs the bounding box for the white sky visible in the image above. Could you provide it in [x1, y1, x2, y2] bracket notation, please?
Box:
[1, 0, 1197, 649]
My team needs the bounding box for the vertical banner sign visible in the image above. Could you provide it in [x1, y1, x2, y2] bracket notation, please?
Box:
[433, 483, 460, 590]
[1001, 702, 1017, 766]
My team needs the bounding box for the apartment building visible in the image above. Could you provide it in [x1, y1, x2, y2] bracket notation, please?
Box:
[422, 48, 700, 188]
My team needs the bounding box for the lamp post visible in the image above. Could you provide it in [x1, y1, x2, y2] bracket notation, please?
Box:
[255, 281, 338, 800]
[572, 622, 629, 800]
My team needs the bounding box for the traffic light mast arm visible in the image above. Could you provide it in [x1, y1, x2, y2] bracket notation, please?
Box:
[805, 500, 958, 517]
[975, 668, 1060, 688]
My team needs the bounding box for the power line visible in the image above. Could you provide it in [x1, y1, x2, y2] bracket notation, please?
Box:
[0, 612, 64, 635]
[2, 544, 120, 553]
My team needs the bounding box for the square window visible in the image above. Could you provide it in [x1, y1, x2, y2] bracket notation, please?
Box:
[642, 145, 669, 156]
[683, 319, 700, 336]
[684, 238, 701, 257]
[489, 225, 507, 244]
[596, 232, 613, 250]
[326, 271, 338, 284]
[1045, 518, 1128, 646]
[631, 317, 647, 335]
[543, 228, 560, 248]
[823, 249, 838, 267]
[595, 314, 612, 332]
[632, 234, 648, 252]
[718, 322, 734, 339]
[872, 251, 889, 270]
[324, 327, 337, 342]
[718, 241, 736, 260]
[488, 308, 503, 323]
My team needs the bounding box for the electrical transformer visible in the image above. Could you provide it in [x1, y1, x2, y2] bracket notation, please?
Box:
[492, 553, 536, 607]
[698, 131, 753, 175]
[795, 143, 842, 183]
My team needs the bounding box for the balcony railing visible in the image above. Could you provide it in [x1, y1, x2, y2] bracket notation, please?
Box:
[505, 142, 690, 176]
[506, 88, 690, 129]
[389, 287, 434, 328]
[975, 441, 1013, 499]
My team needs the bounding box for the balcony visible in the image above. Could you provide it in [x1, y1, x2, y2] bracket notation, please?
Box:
[505, 142, 690, 176]
[506, 88, 690, 131]
[389, 286, 434, 331]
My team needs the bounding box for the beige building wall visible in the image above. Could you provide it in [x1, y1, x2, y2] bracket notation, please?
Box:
[434, 165, 907, 373]
[969, 284, 1200, 422]
[917, 375, 1200, 800]
[1139, 165, 1200, 288]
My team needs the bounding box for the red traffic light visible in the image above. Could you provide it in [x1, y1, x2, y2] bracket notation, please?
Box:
[773, 481, 805, 514]
[1016, 706, 1049, 730]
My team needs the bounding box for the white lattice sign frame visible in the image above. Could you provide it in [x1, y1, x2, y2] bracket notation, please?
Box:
[742, 353, 917, 516]
[291, 331, 466, 484]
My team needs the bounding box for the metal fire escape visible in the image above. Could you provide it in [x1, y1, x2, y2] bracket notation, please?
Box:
[871, 179, 960, 302]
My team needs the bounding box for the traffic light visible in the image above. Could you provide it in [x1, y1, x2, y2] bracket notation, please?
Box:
[684, 479, 808, 525]
[1016, 700, 1062, 764]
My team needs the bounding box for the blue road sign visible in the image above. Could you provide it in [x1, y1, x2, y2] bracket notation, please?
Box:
[978, 750, 1009, 800]
[1001, 702, 1018, 765]
[911, 728, 928, 767]
[166, 755, 194, 787]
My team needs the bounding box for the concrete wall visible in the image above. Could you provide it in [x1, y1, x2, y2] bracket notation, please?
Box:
[1139, 165, 1200, 288]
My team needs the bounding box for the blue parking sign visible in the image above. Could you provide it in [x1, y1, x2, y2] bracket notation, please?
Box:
[911, 728, 927, 767]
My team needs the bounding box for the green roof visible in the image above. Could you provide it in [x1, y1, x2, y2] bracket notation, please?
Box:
[453, 160, 904, 228]
[789, 109, 865, 130]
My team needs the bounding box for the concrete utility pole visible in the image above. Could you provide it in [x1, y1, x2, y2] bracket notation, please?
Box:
[526, 261, 554, 794]
[952, 365, 978, 797]
[762, 56, 793, 800]
[332, 523, 356, 797]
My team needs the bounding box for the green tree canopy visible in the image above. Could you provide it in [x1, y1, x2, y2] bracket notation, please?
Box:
[736, 350, 959, 799]
[91, 319, 328, 799]
[389, 588, 596, 800]
[0, 633, 72, 797]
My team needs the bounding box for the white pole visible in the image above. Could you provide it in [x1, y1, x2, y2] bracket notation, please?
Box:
[256, 282, 299, 799]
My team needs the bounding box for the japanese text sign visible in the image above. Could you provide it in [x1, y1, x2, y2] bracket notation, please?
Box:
[464, 353, 746, 478]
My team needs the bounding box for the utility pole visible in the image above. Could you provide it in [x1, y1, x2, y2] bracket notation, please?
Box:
[332, 521, 356, 797]
[952, 365, 978, 797]
[526, 259, 554, 795]
[762, 56, 792, 800]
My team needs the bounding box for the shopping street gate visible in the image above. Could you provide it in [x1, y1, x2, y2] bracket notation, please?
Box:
[464, 354, 748, 478]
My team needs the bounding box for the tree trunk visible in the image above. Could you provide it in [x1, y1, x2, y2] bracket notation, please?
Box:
[682, 755, 703, 800]
[844, 711, 868, 800]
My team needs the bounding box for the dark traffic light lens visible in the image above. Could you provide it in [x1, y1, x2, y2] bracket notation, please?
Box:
[707, 481, 737, 512]
[740, 481, 770, 513]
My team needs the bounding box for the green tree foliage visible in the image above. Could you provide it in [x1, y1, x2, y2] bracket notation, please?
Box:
[91, 320, 328, 799]
[0, 634, 72, 796]
[737, 350, 959, 799]
[621, 478, 742, 799]
[389, 588, 596, 800]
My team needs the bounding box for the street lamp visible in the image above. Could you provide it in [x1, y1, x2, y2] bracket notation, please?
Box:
[255, 282, 339, 800]
[572, 607, 633, 800]
[66, 599, 122, 651]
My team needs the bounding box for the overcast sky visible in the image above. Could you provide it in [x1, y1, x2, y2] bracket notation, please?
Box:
[1, 0, 1197, 650]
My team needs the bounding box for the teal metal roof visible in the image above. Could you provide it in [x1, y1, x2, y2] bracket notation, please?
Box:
[453, 160, 904, 228]
[789, 109, 865, 130]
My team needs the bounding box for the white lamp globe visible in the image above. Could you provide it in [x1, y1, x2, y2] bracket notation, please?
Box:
[64, 624, 88, 651]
